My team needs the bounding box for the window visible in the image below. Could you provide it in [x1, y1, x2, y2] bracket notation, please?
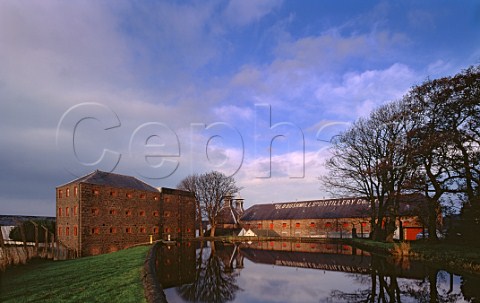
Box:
[125, 210, 132, 216]
[91, 227, 100, 235]
[58, 207, 62, 217]
[125, 227, 132, 234]
[109, 209, 117, 215]
[140, 227, 146, 233]
[126, 192, 133, 199]
[93, 189, 99, 195]
[66, 188, 70, 197]
[361, 222, 367, 227]
[325, 222, 332, 228]
[153, 227, 159, 234]
[164, 211, 171, 217]
[74, 206, 78, 216]
[110, 227, 117, 234]
[269, 223, 274, 230]
[154, 196, 159, 201]
[295, 223, 300, 228]
[177, 228, 181, 232]
[282, 223, 287, 228]
[257, 223, 262, 229]
[66, 227, 70, 236]
[310, 222, 315, 228]
[66, 207, 70, 217]
[342, 222, 349, 228]
[153, 211, 159, 217]
[282, 242, 287, 247]
[110, 191, 117, 197]
[165, 227, 171, 233]
[140, 194, 146, 199]
[91, 208, 99, 215]
[58, 226, 62, 236]
[74, 226, 78, 236]
[186, 228, 191, 232]
[74, 186, 78, 197]
[58, 190, 63, 198]
[139, 210, 145, 216]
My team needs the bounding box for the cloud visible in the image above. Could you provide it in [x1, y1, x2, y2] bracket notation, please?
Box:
[224, 0, 282, 27]
[314, 63, 418, 118]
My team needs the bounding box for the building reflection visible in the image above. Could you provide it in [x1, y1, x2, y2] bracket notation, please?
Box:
[155, 241, 477, 303]
[155, 242, 196, 289]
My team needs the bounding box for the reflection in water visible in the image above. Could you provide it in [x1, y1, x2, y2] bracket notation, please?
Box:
[156, 241, 479, 303]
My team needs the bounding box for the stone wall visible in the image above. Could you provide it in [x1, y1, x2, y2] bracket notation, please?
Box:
[160, 188, 196, 241]
[79, 183, 162, 256]
[56, 183, 81, 253]
[57, 183, 196, 257]
[240, 217, 372, 238]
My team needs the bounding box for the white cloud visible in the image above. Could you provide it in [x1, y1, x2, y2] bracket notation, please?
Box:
[314, 63, 418, 118]
[224, 0, 282, 27]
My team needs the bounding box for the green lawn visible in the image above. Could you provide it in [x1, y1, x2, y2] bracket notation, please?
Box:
[0, 245, 150, 303]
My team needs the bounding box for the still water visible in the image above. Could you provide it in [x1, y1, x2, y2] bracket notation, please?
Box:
[156, 241, 479, 303]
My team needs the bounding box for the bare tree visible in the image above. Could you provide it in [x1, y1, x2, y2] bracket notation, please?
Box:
[178, 171, 241, 237]
[323, 101, 417, 241]
[404, 66, 480, 242]
[178, 174, 203, 237]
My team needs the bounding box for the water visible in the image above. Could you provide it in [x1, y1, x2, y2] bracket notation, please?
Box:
[157, 241, 480, 303]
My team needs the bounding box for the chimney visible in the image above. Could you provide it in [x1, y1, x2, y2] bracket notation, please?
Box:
[224, 194, 234, 208]
[235, 198, 244, 213]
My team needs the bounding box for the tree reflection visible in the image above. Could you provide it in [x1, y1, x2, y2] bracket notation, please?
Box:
[326, 255, 465, 303]
[176, 242, 241, 303]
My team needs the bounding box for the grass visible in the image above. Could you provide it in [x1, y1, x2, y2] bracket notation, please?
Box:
[350, 238, 480, 274]
[0, 245, 150, 303]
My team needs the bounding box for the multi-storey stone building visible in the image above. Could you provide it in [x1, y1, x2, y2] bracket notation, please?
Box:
[240, 196, 429, 240]
[56, 170, 195, 256]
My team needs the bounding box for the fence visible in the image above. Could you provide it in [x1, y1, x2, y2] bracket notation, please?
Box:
[0, 221, 76, 271]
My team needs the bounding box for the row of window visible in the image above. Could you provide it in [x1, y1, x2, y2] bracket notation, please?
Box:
[58, 187, 78, 198]
[59, 207, 180, 218]
[58, 187, 160, 201]
[89, 226, 192, 235]
[58, 226, 78, 237]
[249, 221, 369, 229]
[91, 208, 163, 217]
[58, 206, 78, 217]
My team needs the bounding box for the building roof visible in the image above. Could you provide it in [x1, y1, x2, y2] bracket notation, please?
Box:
[240, 195, 427, 221]
[241, 198, 371, 221]
[58, 170, 159, 192]
[217, 205, 241, 225]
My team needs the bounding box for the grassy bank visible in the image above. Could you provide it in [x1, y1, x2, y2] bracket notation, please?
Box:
[350, 238, 480, 275]
[0, 245, 150, 303]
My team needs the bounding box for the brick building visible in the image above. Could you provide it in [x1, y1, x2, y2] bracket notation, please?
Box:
[240, 196, 428, 240]
[56, 170, 195, 256]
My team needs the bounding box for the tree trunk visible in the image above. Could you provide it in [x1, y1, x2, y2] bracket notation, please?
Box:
[427, 197, 438, 242]
[385, 217, 396, 243]
[210, 224, 216, 237]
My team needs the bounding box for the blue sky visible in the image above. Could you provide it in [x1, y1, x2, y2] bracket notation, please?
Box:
[0, 0, 479, 216]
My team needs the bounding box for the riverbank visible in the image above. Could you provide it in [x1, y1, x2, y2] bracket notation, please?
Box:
[0, 245, 150, 303]
[349, 238, 480, 275]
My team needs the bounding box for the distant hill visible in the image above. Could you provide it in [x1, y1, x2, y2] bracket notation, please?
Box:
[0, 215, 55, 226]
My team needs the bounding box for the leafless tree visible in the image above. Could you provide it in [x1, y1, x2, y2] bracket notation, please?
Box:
[178, 171, 241, 237]
[323, 101, 418, 241]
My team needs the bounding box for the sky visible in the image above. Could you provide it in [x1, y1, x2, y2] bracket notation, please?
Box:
[1, 1, 479, 216]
